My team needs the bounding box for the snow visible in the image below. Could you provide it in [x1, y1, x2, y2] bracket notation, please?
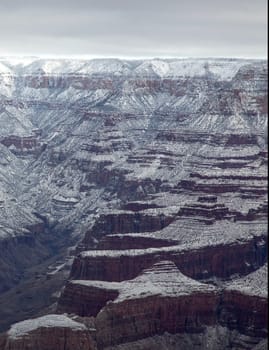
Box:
[0, 56, 267, 293]
[224, 263, 268, 297]
[136, 157, 161, 178]
[71, 279, 120, 290]
[0, 111, 34, 138]
[1, 57, 260, 80]
[0, 56, 37, 67]
[80, 219, 266, 259]
[9, 58, 132, 76]
[0, 62, 12, 74]
[77, 59, 131, 75]
[0, 58, 266, 348]
[71, 261, 217, 303]
[205, 60, 248, 80]
[116, 261, 217, 301]
[53, 192, 80, 204]
[8, 314, 87, 339]
[18, 59, 84, 75]
[150, 60, 170, 77]
[133, 58, 252, 80]
[134, 60, 170, 77]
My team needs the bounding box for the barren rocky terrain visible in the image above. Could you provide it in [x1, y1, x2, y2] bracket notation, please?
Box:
[0, 57, 267, 349]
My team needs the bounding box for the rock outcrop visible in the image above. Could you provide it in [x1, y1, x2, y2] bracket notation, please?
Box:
[0, 314, 95, 350]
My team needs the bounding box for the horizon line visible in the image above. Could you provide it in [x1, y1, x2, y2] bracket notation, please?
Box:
[0, 54, 267, 61]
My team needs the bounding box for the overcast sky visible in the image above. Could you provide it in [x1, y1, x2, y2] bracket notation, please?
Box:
[0, 0, 267, 58]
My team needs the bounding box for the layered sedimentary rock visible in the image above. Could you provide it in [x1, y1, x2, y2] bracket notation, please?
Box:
[79, 210, 175, 251]
[57, 280, 120, 317]
[58, 261, 218, 348]
[220, 264, 268, 338]
[0, 314, 95, 350]
[0, 58, 267, 347]
[97, 234, 177, 250]
[220, 291, 267, 338]
[102, 330, 268, 350]
[70, 231, 266, 282]
[57, 261, 267, 349]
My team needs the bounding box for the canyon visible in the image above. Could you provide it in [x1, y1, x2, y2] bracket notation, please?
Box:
[0, 57, 267, 349]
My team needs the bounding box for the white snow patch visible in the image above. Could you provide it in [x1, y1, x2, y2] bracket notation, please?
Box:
[8, 314, 87, 339]
[224, 264, 268, 297]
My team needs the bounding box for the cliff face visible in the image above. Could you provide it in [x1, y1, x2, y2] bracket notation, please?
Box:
[219, 291, 267, 338]
[70, 234, 267, 282]
[0, 58, 267, 348]
[3, 264, 267, 350]
[80, 211, 175, 250]
[57, 280, 119, 317]
[55, 261, 267, 349]
[95, 294, 219, 348]
[0, 315, 96, 350]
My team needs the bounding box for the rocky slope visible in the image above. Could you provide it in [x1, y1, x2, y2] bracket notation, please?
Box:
[0, 57, 267, 348]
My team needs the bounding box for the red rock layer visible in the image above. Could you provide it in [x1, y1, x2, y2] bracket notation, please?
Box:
[57, 271, 267, 348]
[219, 290, 268, 338]
[79, 211, 175, 251]
[97, 234, 177, 250]
[57, 281, 119, 317]
[71, 235, 267, 282]
[0, 326, 95, 350]
[95, 293, 219, 348]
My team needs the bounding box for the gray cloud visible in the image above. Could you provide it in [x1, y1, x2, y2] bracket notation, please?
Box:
[0, 0, 267, 58]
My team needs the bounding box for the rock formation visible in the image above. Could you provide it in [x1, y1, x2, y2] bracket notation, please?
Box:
[0, 314, 96, 350]
[0, 57, 267, 348]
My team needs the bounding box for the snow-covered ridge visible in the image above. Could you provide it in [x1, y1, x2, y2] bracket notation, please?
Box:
[69, 261, 217, 303]
[0, 57, 266, 80]
[7, 314, 87, 339]
[116, 260, 217, 301]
